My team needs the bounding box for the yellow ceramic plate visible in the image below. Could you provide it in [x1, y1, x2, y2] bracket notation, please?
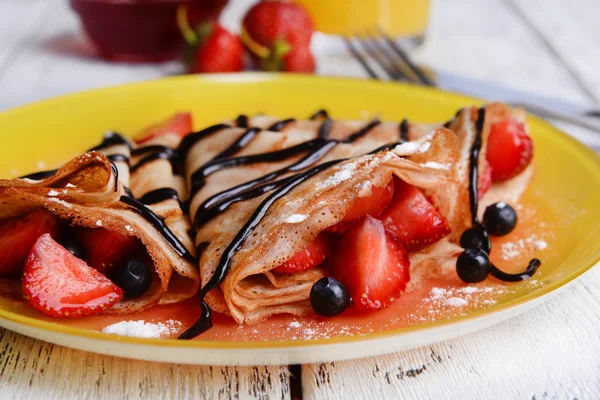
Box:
[0, 74, 598, 366]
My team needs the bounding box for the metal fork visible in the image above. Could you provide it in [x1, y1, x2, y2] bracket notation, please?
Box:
[344, 29, 600, 135]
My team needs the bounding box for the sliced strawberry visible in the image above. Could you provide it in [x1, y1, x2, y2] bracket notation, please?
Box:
[135, 113, 193, 144]
[327, 180, 395, 233]
[331, 216, 410, 311]
[273, 233, 330, 274]
[23, 234, 122, 317]
[486, 118, 533, 181]
[479, 162, 492, 199]
[380, 178, 451, 251]
[79, 228, 142, 275]
[0, 209, 59, 277]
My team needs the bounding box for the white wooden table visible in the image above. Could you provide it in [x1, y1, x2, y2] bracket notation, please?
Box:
[1, 0, 599, 398]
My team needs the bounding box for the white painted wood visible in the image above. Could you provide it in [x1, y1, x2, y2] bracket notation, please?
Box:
[416, 0, 593, 104]
[0, 0, 599, 398]
[507, 0, 600, 103]
[0, 328, 291, 400]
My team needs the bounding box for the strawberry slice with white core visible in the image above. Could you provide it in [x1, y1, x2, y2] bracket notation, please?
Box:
[0, 209, 59, 277]
[332, 216, 410, 311]
[273, 233, 331, 274]
[380, 178, 451, 251]
[23, 234, 123, 317]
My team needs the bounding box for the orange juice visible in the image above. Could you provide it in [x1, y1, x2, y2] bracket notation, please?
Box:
[296, 0, 431, 36]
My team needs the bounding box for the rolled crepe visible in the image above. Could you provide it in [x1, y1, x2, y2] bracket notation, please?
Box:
[0, 151, 200, 313]
[184, 104, 535, 325]
[184, 115, 462, 324]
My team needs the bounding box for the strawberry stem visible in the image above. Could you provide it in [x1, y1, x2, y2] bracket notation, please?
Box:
[177, 6, 198, 45]
[240, 26, 271, 58]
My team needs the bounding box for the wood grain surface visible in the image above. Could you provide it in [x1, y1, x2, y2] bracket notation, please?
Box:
[0, 0, 599, 399]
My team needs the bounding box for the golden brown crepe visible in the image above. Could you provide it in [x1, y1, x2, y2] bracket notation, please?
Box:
[0, 149, 200, 313]
[184, 104, 534, 325]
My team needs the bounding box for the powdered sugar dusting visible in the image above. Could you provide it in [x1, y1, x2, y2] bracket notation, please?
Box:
[285, 214, 307, 224]
[318, 162, 357, 189]
[500, 234, 548, 260]
[47, 190, 59, 197]
[443, 297, 468, 307]
[393, 138, 431, 155]
[422, 162, 450, 170]
[96, 220, 103, 227]
[48, 198, 72, 208]
[102, 320, 181, 338]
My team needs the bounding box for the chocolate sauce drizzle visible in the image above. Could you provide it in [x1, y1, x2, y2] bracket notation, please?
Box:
[309, 109, 329, 120]
[20, 169, 58, 180]
[137, 188, 181, 205]
[490, 259, 541, 281]
[400, 119, 409, 142]
[190, 120, 380, 231]
[267, 118, 295, 132]
[236, 115, 249, 128]
[181, 118, 392, 339]
[179, 159, 343, 339]
[465, 106, 542, 283]
[119, 195, 195, 263]
[468, 107, 486, 225]
[130, 146, 179, 174]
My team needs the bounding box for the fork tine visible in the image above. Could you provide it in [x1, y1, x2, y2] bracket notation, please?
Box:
[357, 33, 409, 82]
[377, 27, 434, 86]
[343, 36, 379, 80]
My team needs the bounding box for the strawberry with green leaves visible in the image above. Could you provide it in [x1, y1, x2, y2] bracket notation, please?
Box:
[178, 7, 244, 73]
[241, 0, 316, 72]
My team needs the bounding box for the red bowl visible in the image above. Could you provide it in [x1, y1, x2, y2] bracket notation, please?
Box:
[70, 0, 228, 63]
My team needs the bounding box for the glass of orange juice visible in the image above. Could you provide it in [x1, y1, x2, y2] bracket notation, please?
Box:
[296, 0, 431, 38]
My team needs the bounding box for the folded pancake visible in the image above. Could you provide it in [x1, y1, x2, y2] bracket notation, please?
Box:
[0, 151, 200, 312]
[184, 114, 461, 324]
[92, 130, 198, 304]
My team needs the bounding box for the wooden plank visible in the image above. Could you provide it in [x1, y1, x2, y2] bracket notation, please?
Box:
[415, 0, 592, 104]
[0, 0, 47, 77]
[506, 0, 600, 102]
[0, 329, 291, 400]
[302, 269, 600, 400]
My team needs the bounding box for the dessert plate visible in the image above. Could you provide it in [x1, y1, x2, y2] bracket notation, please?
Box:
[0, 74, 598, 366]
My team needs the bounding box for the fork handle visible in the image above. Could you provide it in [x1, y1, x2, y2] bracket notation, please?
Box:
[514, 102, 600, 133]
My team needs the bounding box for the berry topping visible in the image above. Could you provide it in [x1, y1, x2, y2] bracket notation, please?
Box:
[110, 259, 153, 298]
[483, 202, 517, 236]
[332, 216, 410, 311]
[456, 248, 491, 283]
[0, 209, 59, 277]
[186, 23, 244, 74]
[309, 277, 350, 317]
[241, 0, 315, 72]
[23, 234, 122, 317]
[459, 223, 491, 254]
[327, 179, 394, 232]
[60, 237, 87, 261]
[135, 113, 193, 144]
[479, 162, 492, 199]
[273, 233, 330, 274]
[380, 178, 451, 251]
[79, 228, 143, 275]
[486, 118, 533, 182]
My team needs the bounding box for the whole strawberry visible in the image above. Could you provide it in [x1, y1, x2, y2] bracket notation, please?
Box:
[241, 0, 316, 72]
[178, 8, 244, 73]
